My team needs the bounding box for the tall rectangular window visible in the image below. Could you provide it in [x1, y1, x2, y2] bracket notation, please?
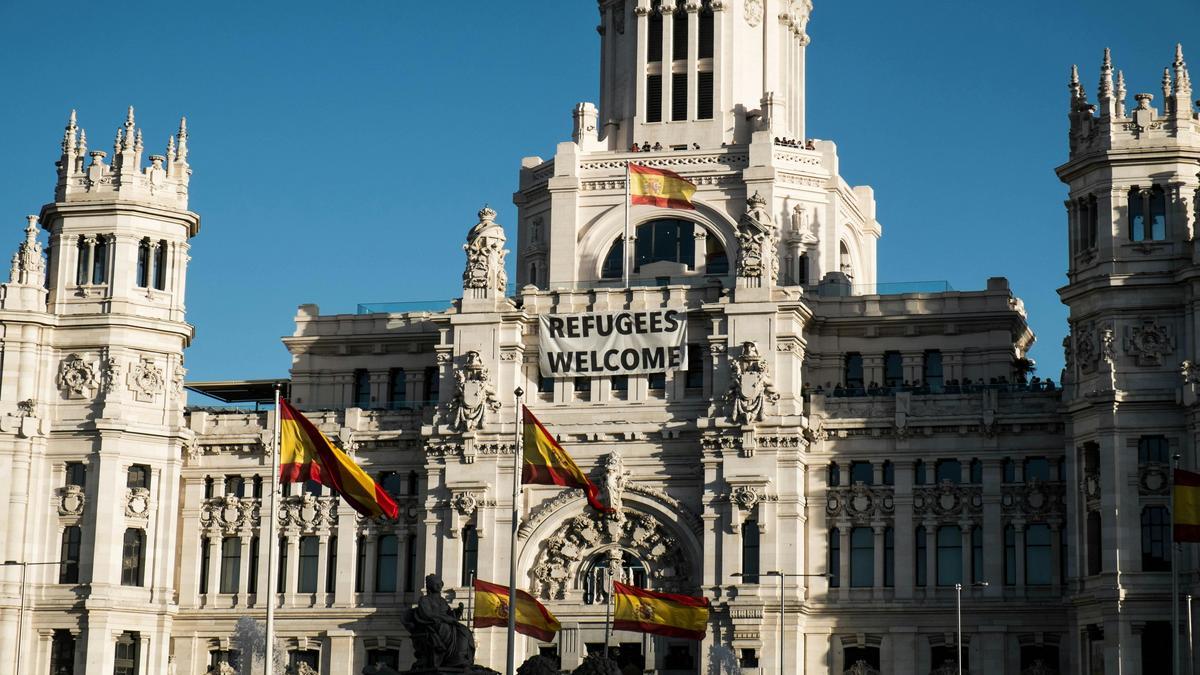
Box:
[406, 534, 419, 592]
[114, 632, 140, 675]
[153, 241, 167, 290]
[685, 344, 703, 388]
[697, 71, 714, 120]
[1004, 525, 1016, 585]
[60, 526, 81, 583]
[376, 535, 398, 593]
[423, 366, 440, 403]
[126, 465, 149, 490]
[462, 526, 479, 585]
[646, 75, 663, 123]
[850, 461, 873, 485]
[672, 9, 688, 61]
[671, 72, 688, 121]
[121, 528, 145, 587]
[326, 535, 338, 593]
[884, 527, 895, 587]
[389, 368, 407, 408]
[353, 369, 371, 408]
[844, 353, 863, 391]
[647, 4, 663, 62]
[972, 526, 984, 584]
[297, 536, 319, 593]
[136, 240, 149, 288]
[850, 527, 874, 587]
[276, 536, 287, 593]
[936, 525, 962, 586]
[935, 459, 962, 484]
[75, 237, 88, 285]
[883, 351, 903, 388]
[1087, 512, 1102, 576]
[698, 6, 714, 59]
[224, 475, 245, 498]
[219, 537, 241, 594]
[1138, 435, 1169, 464]
[1024, 457, 1051, 482]
[355, 535, 366, 593]
[199, 536, 210, 594]
[1142, 506, 1171, 571]
[741, 520, 760, 584]
[65, 462, 86, 487]
[1026, 523, 1052, 585]
[915, 527, 927, 587]
[50, 630, 75, 675]
[829, 528, 840, 588]
[923, 350, 943, 391]
[91, 237, 108, 285]
[248, 536, 259, 594]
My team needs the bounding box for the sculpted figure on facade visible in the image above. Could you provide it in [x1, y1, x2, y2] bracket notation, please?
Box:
[790, 203, 819, 246]
[600, 451, 630, 516]
[400, 574, 476, 670]
[736, 192, 779, 285]
[449, 350, 501, 432]
[8, 215, 45, 286]
[463, 205, 508, 295]
[1101, 326, 1117, 390]
[725, 341, 779, 424]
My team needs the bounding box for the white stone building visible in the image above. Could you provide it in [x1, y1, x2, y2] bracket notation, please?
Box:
[0, 2, 1196, 675]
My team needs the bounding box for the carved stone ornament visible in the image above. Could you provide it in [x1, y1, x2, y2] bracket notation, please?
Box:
[57, 353, 97, 399]
[101, 354, 121, 395]
[531, 509, 691, 600]
[452, 491, 479, 516]
[449, 351, 502, 432]
[1020, 659, 1057, 675]
[1124, 319, 1174, 367]
[744, 0, 763, 27]
[844, 661, 880, 675]
[8, 215, 45, 286]
[277, 494, 339, 532]
[826, 485, 895, 525]
[127, 355, 165, 402]
[731, 485, 761, 511]
[725, 341, 780, 424]
[1139, 463, 1171, 496]
[1001, 479, 1065, 519]
[913, 481, 982, 519]
[789, 203, 818, 245]
[200, 495, 262, 534]
[736, 192, 780, 284]
[57, 485, 86, 517]
[125, 487, 151, 519]
[462, 206, 509, 294]
[172, 363, 187, 398]
[1074, 323, 1099, 372]
[600, 451, 630, 516]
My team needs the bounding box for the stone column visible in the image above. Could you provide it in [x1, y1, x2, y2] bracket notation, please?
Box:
[838, 527, 851, 591]
[237, 533, 252, 602]
[982, 460, 1004, 597]
[254, 531, 271, 607]
[327, 630, 355, 675]
[315, 533, 330, 601]
[284, 533, 300, 601]
[362, 533, 378, 601]
[333, 502, 356, 606]
[893, 462, 914, 599]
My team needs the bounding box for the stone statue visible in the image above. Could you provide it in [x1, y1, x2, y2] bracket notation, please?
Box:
[449, 351, 501, 432]
[463, 206, 508, 295]
[1101, 327, 1117, 391]
[790, 204, 818, 245]
[736, 192, 779, 285]
[516, 654, 561, 675]
[399, 574, 476, 672]
[570, 653, 621, 675]
[600, 451, 629, 516]
[725, 341, 779, 424]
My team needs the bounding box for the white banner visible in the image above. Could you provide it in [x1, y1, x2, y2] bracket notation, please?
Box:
[538, 310, 687, 377]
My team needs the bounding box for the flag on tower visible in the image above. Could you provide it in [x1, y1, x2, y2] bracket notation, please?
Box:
[522, 406, 611, 513]
[612, 581, 711, 640]
[1174, 468, 1200, 542]
[473, 579, 562, 642]
[629, 163, 697, 210]
[278, 398, 399, 520]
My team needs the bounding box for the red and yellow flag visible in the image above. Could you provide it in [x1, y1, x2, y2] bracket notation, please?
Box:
[1175, 468, 1200, 542]
[629, 163, 696, 210]
[473, 579, 562, 642]
[522, 406, 610, 513]
[279, 398, 399, 520]
[612, 581, 710, 641]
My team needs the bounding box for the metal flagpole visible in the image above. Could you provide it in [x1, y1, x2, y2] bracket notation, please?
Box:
[265, 384, 282, 675]
[1189, 593, 1195, 675]
[1176, 454, 1182, 675]
[467, 572, 476, 640]
[623, 161, 631, 288]
[604, 569, 613, 660]
[506, 388, 524, 675]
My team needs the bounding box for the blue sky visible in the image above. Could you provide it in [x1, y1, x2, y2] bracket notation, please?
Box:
[0, 1, 1196, 382]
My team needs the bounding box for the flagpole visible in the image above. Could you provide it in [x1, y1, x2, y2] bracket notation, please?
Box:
[1176, 453, 1183, 675]
[603, 569, 613, 659]
[265, 384, 282, 675]
[623, 161, 631, 289]
[468, 572, 476, 641]
[1189, 593, 1195, 675]
[507, 388, 525, 675]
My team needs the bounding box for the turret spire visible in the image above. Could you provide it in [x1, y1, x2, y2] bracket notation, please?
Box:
[1116, 70, 1127, 117]
[1098, 48, 1115, 116]
[1070, 65, 1082, 112]
[175, 117, 188, 163]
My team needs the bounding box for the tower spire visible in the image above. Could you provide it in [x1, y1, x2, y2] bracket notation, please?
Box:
[1172, 43, 1192, 118]
[1070, 65, 1082, 113]
[1162, 67, 1173, 115]
[1116, 70, 1127, 117]
[1098, 48, 1115, 116]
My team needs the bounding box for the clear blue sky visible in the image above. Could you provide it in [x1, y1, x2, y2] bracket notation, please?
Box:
[1, 1, 1196, 382]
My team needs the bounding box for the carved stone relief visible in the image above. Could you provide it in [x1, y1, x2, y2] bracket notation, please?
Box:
[725, 341, 779, 424]
[449, 351, 501, 432]
[57, 353, 97, 399]
[1001, 480, 1065, 519]
[1124, 319, 1174, 366]
[826, 485, 895, 525]
[199, 495, 262, 534]
[1139, 463, 1170, 496]
[735, 192, 779, 284]
[277, 495, 339, 533]
[127, 355, 165, 402]
[744, 0, 763, 27]
[125, 487, 151, 520]
[462, 206, 508, 294]
[57, 485, 86, 517]
[912, 482, 982, 520]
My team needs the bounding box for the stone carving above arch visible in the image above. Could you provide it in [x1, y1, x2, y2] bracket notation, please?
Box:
[530, 508, 692, 600]
[519, 482, 703, 541]
[1124, 319, 1174, 367]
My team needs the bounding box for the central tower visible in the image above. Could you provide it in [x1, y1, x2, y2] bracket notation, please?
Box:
[596, 0, 812, 150]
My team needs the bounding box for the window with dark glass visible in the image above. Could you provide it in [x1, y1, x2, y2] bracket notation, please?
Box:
[936, 525, 962, 586]
[1003, 458, 1016, 483]
[126, 465, 149, 490]
[1022, 644, 1059, 673]
[423, 366, 439, 403]
[671, 72, 688, 122]
[884, 527, 895, 587]
[378, 471, 403, 497]
[135, 239, 150, 288]
[50, 629, 75, 675]
[574, 377, 591, 395]
[1087, 511, 1102, 576]
[829, 528, 840, 588]
[406, 533, 418, 591]
[153, 241, 167, 290]
[697, 71, 714, 120]
[664, 645, 694, 669]
[219, 537, 240, 594]
[75, 237, 88, 285]
[844, 353, 864, 391]
[633, 219, 696, 271]
[883, 351, 903, 388]
[366, 649, 400, 671]
[672, 8, 688, 61]
[224, 475, 245, 498]
[297, 536, 319, 593]
[326, 535, 338, 593]
[935, 459, 961, 484]
[252, 476, 263, 498]
[376, 535, 398, 593]
[199, 536, 210, 594]
[289, 650, 320, 672]
[698, 3, 714, 59]
[462, 525, 479, 585]
[248, 536, 259, 594]
[60, 526, 81, 583]
[1142, 506, 1171, 571]
[882, 461, 894, 486]
[121, 528, 145, 587]
[850, 461, 873, 485]
[646, 75, 663, 123]
[850, 527, 874, 587]
[355, 535, 366, 593]
[969, 459, 983, 484]
[1026, 523, 1052, 585]
[1141, 622, 1172, 673]
[705, 234, 728, 274]
[276, 536, 287, 593]
[1130, 185, 1167, 241]
[647, 0, 663, 62]
[204, 477, 214, 499]
[65, 462, 86, 487]
[538, 374, 555, 394]
[741, 520, 760, 584]
[601, 236, 624, 279]
[1004, 525, 1016, 585]
[407, 471, 420, 496]
[648, 372, 666, 390]
[1024, 457, 1051, 482]
[827, 462, 840, 488]
[389, 368, 407, 408]
[923, 350, 943, 391]
[91, 237, 108, 285]
[209, 650, 240, 673]
[914, 459, 926, 485]
[685, 344, 703, 388]
[113, 632, 139, 675]
[1139, 435, 1169, 464]
[915, 527, 927, 587]
[971, 526, 983, 583]
[353, 369, 371, 408]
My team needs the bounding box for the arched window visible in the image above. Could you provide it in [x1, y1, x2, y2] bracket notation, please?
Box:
[741, 520, 760, 583]
[839, 241, 854, 281]
[462, 525, 479, 585]
[603, 221, 727, 279]
[850, 527, 873, 587]
[1026, 523, 1052, 585]
[706, 234, 728, 274]
[121, 528, 145, 587]
[1142, 506, 1171, 571]
[936, 525, 962, 586]
[601, 236, 624, 279]
[583, 552, 647, 604]
[829, 528, 841, 588]
[376, 535, 398, 593]
[60, 526, 81, 583]
[91, 236, 109, 285]
[1130, 185, 1167, 241]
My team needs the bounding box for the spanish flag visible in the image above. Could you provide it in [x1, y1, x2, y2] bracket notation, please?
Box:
[612, 581, 710, 641]
[279, 398, 399, 520]
[473, 579, 562, 642]
[629, 163, 696, 210]
[522, 406, 611, 513]
[1175, 468, 1200, 542]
